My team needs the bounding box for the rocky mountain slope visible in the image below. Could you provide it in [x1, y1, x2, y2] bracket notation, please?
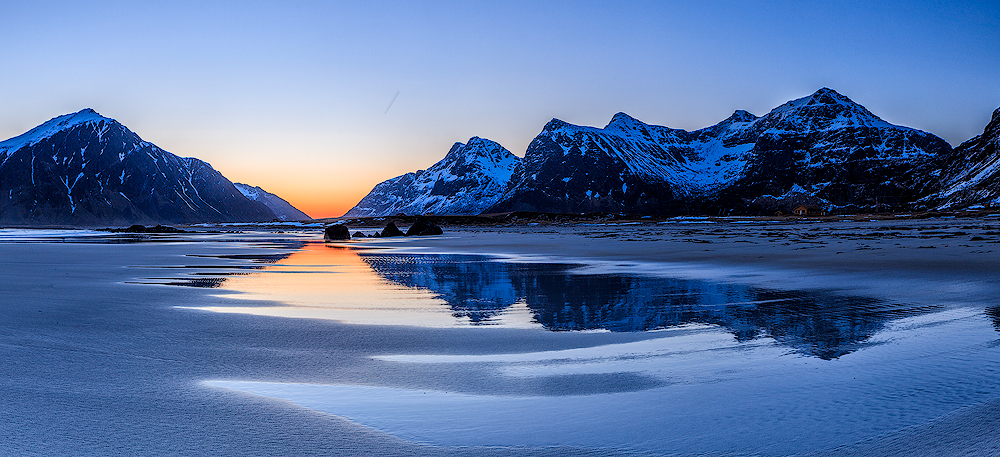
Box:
[927, 108, 1000, 209]
[0, 109, 276, 225]
[234, 183, 310, 221]
[344, 137, 520, 217]
[348, 88, 964, 217]
[492, 88, 952, 215]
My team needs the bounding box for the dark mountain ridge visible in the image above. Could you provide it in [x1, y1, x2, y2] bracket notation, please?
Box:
[492, 88, 953, 215]
[234, 183, 311, 221]
[348, 88, 968, 217]
[926, 108, 1000, 209]
[345, 137, 520, 217]
[0, 109, 276, 225]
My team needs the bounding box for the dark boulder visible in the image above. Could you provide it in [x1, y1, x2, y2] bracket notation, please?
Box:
[352, 231, 367, 238]
[380, 222, 405, 237]
[100, 224, 187, 233]
[406, 216, 444, 236]
[324, 225, 350, 240]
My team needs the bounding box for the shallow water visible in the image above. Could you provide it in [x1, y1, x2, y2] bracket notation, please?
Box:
[162, 243, 940, 359]
[146, 240, 1000, 454]
[4, 231, 999, 455]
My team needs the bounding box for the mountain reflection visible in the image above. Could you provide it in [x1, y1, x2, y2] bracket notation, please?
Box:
[360, 253, 935, 359]
[986, 306, 1000, 331]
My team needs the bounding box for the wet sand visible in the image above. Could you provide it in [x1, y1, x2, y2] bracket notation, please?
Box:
[353, 218, 1000, 308]
[0, 232, 646, 456]
[2, 223, 999, 456]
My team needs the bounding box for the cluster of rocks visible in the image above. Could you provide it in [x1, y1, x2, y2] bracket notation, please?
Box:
[100, 224, 188, 233]
[324, 216, 443, 241]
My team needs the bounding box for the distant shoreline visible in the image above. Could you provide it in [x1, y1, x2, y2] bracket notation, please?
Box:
[335, 217, 1000, 312]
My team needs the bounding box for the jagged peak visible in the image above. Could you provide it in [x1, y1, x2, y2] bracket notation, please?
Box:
[0, 108, 119, 154]
[36, 108, 112, 131]
[764, 88, 888, 128]
[783, 88, 861, 110]
[811, 87, 843, 99]
[542, 118, 570, 132]
[723, 110, 757, 123]
[442, 136, 514, 164]
[607, 112, 643, 128]
[965, 106, 1000, 146]
[465, 136, 503, 150]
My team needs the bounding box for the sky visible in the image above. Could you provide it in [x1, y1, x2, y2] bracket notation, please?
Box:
[1, 1, 999, 218]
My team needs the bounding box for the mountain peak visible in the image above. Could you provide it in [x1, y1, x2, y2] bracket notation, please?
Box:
[608, 112, 641, 127]
[542, 118, 571, 132]
[803, 87, 854, 106]
[344, 135, 520, 217]
[442, 137, 513, 165]
[55, 108, 111, 127]
[764, 88, 888, 129]
[0, 108, 117, 154]
[465, 136, 494, 148]
[0, 109, 277, 224]
[724, 110, 757, 123]
[234, 183, 311, 221]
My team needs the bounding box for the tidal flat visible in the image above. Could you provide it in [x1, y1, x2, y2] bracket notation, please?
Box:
[2, 219, 1000, 456]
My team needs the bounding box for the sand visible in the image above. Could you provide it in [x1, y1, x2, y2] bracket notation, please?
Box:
[1, 221, 998, 456]
[351, 218, 1000, 309]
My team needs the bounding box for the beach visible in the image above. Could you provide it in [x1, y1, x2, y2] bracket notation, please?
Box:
[2, 220, 999, 456]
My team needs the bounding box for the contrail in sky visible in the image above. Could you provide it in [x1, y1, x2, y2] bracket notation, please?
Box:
[385, 91, 400, 114]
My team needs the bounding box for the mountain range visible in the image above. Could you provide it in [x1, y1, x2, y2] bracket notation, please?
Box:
[927, 107, 1000, 209]
[348, 88, 996, 217]
[345, 137, 520, 217]
[0, 109, 307, 225]
[234, 183, 311, 221]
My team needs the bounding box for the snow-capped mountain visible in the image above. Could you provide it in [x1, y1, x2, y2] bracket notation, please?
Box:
[234, 183, 310, 221]
[344, 137, 521, 217]
[0, 109, 276, 225]
[720, 88, 952, 214]
[491, 88, 952, 215]
[927, 107, 1000, 209]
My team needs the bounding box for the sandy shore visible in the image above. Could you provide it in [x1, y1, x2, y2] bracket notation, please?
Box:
[0, 231, 651, 456]
[345, 217, 1000, 310]
[2, 225, 998, 456]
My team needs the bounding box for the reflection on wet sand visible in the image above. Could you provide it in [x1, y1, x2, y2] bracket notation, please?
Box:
[986, 306, 1000, 331]
[360, 253, 939, 359]
[157, 243, 944, 358]
[168, 244, 539, 328]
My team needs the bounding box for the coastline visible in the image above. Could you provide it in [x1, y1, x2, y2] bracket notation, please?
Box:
[345, 218, 1000, 309]
[2, 226, 999, 456]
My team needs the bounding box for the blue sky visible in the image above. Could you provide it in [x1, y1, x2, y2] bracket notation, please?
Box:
[2, 1, 998, 216]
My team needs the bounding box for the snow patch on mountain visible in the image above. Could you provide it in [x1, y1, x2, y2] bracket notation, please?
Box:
[350, 88, 960, 217]
[236, 183, 260, 201]
[234, 183, 310, 221]
[0, 109, 276, 224]
[928, 107, 1000, 209]
[491, 88, 952, 215]
[345, 138, 520, 217]
[0, 109, 108, 160]
[759, 88, 893, 132]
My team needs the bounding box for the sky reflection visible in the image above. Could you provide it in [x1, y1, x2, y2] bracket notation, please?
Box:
[154, 242, 951, 359]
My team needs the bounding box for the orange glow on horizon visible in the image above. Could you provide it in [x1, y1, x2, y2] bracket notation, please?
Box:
[295, 197, 363, 220]
[232, 179, 373, 220]
[225, 166, 399, 220]
[295, 187, 372, 219]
